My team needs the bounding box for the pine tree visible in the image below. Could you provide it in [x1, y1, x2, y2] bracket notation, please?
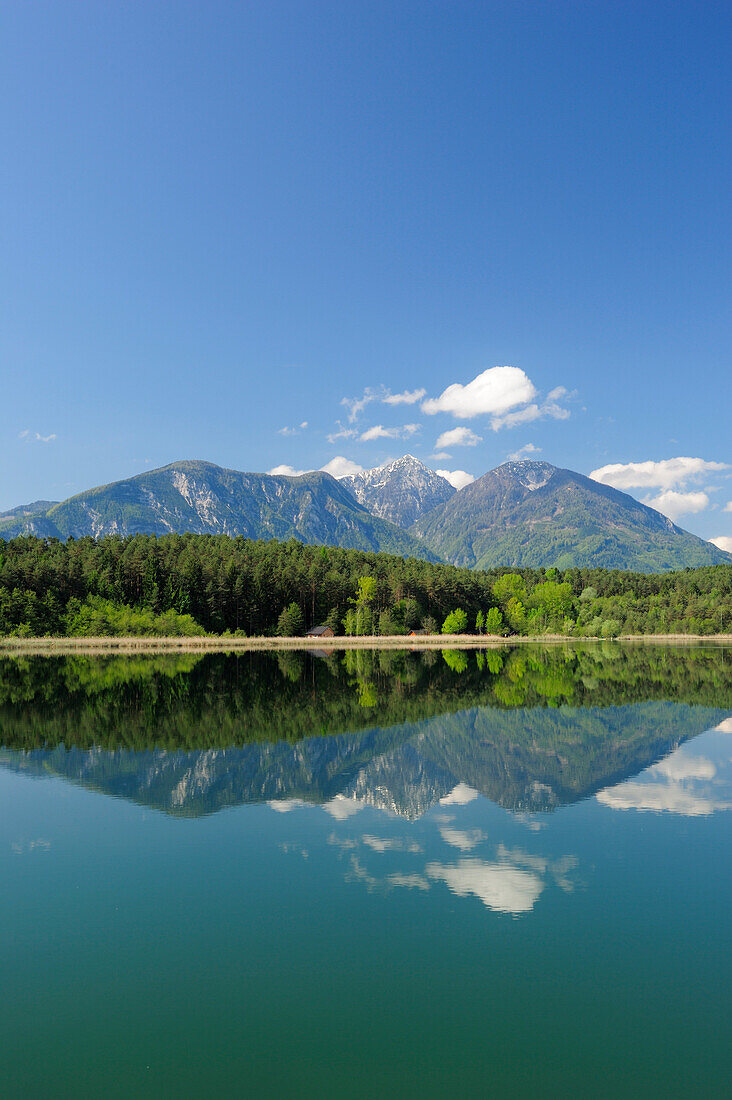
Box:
[276, 602, 304, 637]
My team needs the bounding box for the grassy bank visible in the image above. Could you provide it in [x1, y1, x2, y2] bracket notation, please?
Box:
[1, 632, 730, 656]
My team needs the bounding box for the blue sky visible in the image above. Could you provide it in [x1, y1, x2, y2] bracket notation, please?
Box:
[2, 1, 730, 544]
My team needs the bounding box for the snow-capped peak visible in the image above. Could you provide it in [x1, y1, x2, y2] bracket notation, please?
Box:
[499, 460, 555, 492]
[341, 455, 456, 528]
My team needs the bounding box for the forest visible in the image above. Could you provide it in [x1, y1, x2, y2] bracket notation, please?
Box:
[0, 532, 730, 638]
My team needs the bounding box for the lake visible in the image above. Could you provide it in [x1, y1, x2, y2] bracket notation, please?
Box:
[1, 644, 730, 1097]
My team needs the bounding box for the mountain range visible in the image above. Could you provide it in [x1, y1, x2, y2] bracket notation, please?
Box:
[0, 459, 436, 561]
[2, 454, 729, 571]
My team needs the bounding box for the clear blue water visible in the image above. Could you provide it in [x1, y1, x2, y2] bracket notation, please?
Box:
[1, 646, 730, 1097]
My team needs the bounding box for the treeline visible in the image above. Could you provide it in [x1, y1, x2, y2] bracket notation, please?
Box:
[0, 533, 730, 637]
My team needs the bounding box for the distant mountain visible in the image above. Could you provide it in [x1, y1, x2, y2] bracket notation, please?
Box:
[341, 454, 456, 528]
[0, 460, 438, 560]
[412, 460, 731, 572]
[2, 455, 729, 572]
[0, 500, 58, 521]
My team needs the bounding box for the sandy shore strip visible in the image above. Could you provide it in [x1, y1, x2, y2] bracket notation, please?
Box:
[0, 633, 730, 656]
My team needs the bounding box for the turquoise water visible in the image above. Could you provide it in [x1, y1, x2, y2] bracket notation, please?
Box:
[1, 646, 731, 1097]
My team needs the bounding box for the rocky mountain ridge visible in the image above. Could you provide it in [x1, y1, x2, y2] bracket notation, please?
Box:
[0, 460, 437, 560]
[341, 454, 456, 527]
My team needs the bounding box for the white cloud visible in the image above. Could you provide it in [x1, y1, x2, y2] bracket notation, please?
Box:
[268, 799, 308, 813]
[360, 425, 396, 442]
[508, 443, 542, 460]
[590, 457, 729, 492]
[710, 536, 732, 553]
[439, 783, 479, 805]
[596, 743, 731, 817]
[490, 396, 570, 432]
[653, 752, 716, 782]
[422, 366, 537, 419]
[430, 451, 452, 461]
[268, 464, 308, 477]
[387, 873, 430, 891]
[642, 490, 710, 521]
[491, 403, 541, 430]
[327, 423, 358, 443]
[321, 456, 364, 479]
[268, 457, 364, 479]
[426, 858, 544, 914]
[341, 388, 379, 422]
[19, 429, 56, 443]
[435, 427, 482, 449]
[359, 423, 420, 442]
[725, 502, 732, 513]
[436, 469, 475, 490]
[597, 781, 729, 816]
[383, 388, 426, 406]
[323, 795, 366, 820]
[362, 836, 422, 854]
[277, 422, 308, 436]
[439, 827, 485, 851]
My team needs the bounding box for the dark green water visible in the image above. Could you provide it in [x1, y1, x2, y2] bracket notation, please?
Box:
[1, 644, 731, 1097]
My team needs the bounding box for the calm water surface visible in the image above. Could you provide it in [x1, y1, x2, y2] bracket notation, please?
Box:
[1, 644, 731, 1097]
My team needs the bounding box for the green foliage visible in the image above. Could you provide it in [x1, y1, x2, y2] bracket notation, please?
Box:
[528, 581, 573, 621]
[276, 602, 304, 637]
[442, 648, 469, 673]
[475, 609, 484, 634]
[65, 596, 204, 637]
[442, 608, 468, 634]
[504, 597, 527, 633]
[378, 610, 405, 636]
[0, 533, 730, 639]
[492, 573, 527, 607]
[353, 576, 377, 606]
[324, 608, 341, 635]
[484, 607, 504, 635]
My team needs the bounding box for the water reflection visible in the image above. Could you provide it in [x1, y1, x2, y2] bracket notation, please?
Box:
[326, 814, 579, 915]
[0, 648, 730, 821]
[597, 720, 732, 817]
[425, 858, 545, 915]
[1, 647, 731, 918]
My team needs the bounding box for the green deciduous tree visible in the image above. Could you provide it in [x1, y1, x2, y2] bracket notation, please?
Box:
[484, 606, 504, 635]
[442, 608, 468, 634]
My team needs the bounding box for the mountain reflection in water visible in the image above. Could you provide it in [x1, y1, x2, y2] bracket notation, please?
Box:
[0, 645, 729, 822]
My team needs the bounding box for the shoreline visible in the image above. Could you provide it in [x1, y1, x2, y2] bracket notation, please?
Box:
[0, 632, 730, 656]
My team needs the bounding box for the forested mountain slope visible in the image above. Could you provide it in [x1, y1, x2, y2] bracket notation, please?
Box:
[412, 460, 730, 571]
